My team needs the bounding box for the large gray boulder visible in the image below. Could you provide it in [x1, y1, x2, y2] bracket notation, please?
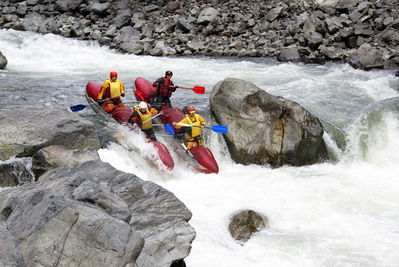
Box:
[0, 108, 100, 160]
[0, 160, 195, 267]
[348, 43, 384, 70]
[0, 51, 8, 69]
[210, 78, 328, 167]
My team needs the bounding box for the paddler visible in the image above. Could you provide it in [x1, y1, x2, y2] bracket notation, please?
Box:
[128, 101, 158, 141]
[173, 106, 206, 150]
[152, 70, 178, 111]
[97, 71, 125, 113]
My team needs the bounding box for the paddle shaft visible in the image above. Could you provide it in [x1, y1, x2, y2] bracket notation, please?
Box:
[142, 111, 163, 124]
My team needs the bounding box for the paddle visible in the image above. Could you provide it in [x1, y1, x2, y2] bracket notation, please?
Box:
[142, 111, 164, 124]
[70, 96, 119, 112]
[153, 123, 175, 135]
[178, 86, 205, 95]
[175, 123, 228, 134]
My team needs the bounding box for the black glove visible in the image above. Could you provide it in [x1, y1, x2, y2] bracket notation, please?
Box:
[97, 100, 103, 105]
[175, 86, 179, 89]
[121, 93, 125, 97]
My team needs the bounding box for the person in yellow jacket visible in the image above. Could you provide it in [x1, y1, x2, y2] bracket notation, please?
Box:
[173, 106, 206, 150]
[128, 102, 158, 141]
[97, 71, 125, 113]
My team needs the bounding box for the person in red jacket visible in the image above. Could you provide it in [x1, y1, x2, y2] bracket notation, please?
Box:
[97, 71, 125, 113]
[152, 70, 178, 111]
[128, 102, 158, 141]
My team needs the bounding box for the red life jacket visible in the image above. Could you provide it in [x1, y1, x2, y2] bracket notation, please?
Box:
[156, 78, 174, 98]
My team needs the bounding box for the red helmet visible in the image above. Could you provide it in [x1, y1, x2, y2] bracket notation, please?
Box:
[110, 71, 117, 78]
[187, 106, 196, 113]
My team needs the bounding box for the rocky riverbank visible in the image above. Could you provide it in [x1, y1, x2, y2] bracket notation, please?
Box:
[1, 0, 398, 70]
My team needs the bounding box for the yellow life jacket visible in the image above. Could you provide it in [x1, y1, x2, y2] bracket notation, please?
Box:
[185, 114, 202, 138]
[134, 106, 152, 130]
[107, 79, 123, 98]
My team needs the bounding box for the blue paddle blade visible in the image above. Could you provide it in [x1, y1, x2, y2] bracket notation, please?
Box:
[210, 125, 228, 134]
[164, 123, 175, 135]
[70, 104, 87, 112]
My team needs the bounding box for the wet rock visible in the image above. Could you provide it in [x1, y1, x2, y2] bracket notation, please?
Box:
[0, 160, 195, 267]
[0, 186, 143, 266]
[0, 51, 7, 69]
[228, 210, 267, 243]
[210, 78, 328, 167]
[0, 108, 100, 161]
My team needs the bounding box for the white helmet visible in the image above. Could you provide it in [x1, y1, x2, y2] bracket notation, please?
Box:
[139, 102, 147, 109]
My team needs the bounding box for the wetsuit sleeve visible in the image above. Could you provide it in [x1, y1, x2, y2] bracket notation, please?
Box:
[98, 80, 109, 100]
[170, 80, 176, 92]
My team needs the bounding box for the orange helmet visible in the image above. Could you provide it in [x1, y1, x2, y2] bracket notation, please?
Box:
[187, 106, 196, 113]
[110, 71, 117, 78]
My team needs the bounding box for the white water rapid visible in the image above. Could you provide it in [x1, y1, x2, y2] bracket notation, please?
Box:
[1, 29, 399, 266]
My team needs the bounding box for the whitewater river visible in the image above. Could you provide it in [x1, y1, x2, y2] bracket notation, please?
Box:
[1, 29, 399, 266]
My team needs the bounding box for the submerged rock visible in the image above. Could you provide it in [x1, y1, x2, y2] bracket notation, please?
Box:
[210, 78, 328, 167]
[228, 210, 267, 243]
[0, 51, 7, 69]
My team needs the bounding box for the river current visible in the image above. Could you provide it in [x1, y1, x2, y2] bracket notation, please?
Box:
[1, 29, 399, 266]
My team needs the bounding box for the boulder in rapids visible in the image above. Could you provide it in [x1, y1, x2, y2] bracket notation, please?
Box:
[0, 160, 195, 267]
[228, 210, 268, 243]
[210, 78, 328, 167]
[0, 51, 7, 69]
[0, 108, 100, 161]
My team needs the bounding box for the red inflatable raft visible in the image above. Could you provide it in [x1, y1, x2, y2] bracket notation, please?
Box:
[134, 77, 219, 174]
[85, 81, 174, 170]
